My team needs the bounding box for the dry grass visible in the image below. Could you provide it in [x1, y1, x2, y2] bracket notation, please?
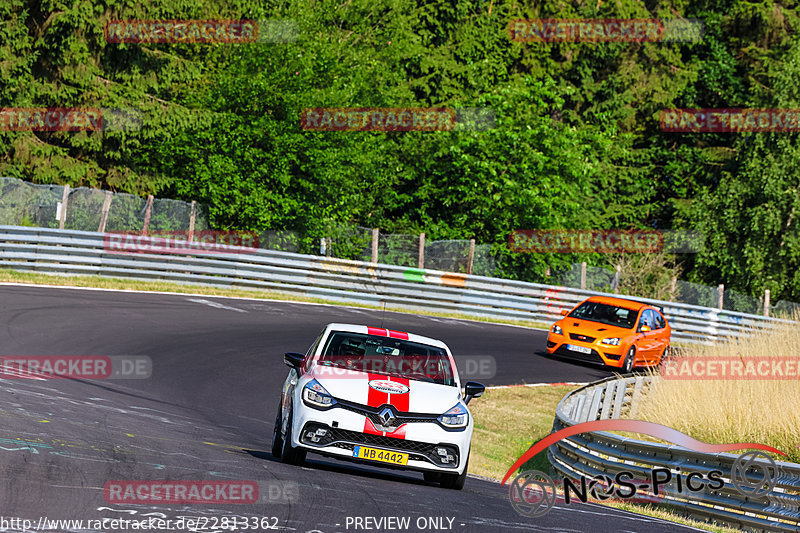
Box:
[636, 319, 800, 463]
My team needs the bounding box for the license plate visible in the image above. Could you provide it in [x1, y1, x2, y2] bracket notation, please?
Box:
[567, 344, 592, 354]
[352, 445, 408, 465]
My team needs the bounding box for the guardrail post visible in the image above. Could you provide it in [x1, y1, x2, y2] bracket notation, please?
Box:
[764, 289, 770, 317]
[718, 283, 724, 310]
[580, 261, 587, 290]
[669, 276, 677, 301]
[467, 239, 475, 274]
[319, 237, 326, 255]
[141, 195, 154, 235]
[418, 232, 425, 269]
[371, 228, 379, 263]
[58, 184, 70, 230]
[188, 200, 197, 241]
[97, 190, 112, 233]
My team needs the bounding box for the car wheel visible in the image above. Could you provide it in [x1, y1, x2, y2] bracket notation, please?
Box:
[423, 472, 442, 483]
[271, 404, 283, 459]
[280, 404, 306, 465]
[440, 456, 468, 490]
[655, 345, 670, 367]
[622, 347, 635, 374]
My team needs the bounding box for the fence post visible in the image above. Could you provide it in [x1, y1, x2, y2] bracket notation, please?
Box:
[669, 277, 677, 302]
[467, 239, 476, 275]
[580, 262, 587, 290]
[418, 232, 425, 269]
[141, 195, 154, 235]
[612, 265, 621, 294]
[188, 200, 197, 241]
[58, 185, 70, 229]
[97, 190, 113, 233]
[320, 237, 327, 256]
[371, 228, 379, 263]
[718, 283, 724, 310]
[764, 289, 770, 317]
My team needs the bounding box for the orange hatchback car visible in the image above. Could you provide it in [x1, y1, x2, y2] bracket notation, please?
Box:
[546, 296, 671, 373]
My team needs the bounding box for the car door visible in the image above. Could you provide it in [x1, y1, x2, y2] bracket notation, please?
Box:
[636, 310, 657, 363]
[651, 310, 669, 358]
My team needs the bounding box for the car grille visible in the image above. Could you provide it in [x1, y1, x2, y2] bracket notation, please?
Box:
[569, 333, 596, 343]
[300, 422, 459, 468]
[337, 399, 440, 428]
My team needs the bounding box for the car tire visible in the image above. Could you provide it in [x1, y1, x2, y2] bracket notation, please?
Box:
[423, 472, 442, 483]
[655, 345, 670, 367]
[440, 456, 468, 490]
[622, 347, 635, 374]
[280, 404, 306, 465]
[271, 404, 283, 459]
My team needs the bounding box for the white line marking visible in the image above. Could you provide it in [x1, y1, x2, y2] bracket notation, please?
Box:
[186, 298, 247, 313]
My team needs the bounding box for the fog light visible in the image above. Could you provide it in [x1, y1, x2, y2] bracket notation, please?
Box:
[446, 454, 454, 463]
[316, 428, 328, 436]
[436, 447, 447, 456]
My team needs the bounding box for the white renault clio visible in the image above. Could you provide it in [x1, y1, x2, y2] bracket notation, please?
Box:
[272, 323, 485, 489]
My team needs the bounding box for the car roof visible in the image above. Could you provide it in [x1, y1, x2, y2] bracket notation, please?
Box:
[584, 295, 659, 312]
[323, 323, 449, 350]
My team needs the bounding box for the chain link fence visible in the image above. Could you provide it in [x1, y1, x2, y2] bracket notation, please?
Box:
[325, 225, 496, 275]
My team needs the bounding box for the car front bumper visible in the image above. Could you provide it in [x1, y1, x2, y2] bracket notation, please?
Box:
[290, 402, 471, 475]
[546, 334, 626, 367]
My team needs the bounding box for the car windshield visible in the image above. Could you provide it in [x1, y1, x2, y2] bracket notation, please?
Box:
[317, 332, 455, 386]
[568, 301, 638, 329]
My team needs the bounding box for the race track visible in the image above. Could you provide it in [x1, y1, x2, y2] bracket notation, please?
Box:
[0, 284, 703, 533]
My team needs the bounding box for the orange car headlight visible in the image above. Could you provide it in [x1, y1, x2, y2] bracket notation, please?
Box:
[551, 325, 563, 335]
[600, 337, 621, 346]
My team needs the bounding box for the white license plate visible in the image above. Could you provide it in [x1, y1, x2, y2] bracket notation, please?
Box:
[567, 344, 592, 354]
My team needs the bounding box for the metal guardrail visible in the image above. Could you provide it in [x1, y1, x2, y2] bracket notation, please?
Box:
[548, 376, 800, 532]
[0, 225, 793, 345]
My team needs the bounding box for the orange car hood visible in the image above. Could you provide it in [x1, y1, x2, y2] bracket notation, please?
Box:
[559, 318, 633, 337]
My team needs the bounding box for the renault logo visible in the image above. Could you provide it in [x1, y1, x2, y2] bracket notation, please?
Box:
[378, 407, 396, 426]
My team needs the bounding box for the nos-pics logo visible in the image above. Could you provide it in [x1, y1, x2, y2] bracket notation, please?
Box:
[502, 420, 784, 518]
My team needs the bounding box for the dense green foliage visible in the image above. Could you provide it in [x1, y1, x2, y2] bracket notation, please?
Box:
[2, 0, 800, 299]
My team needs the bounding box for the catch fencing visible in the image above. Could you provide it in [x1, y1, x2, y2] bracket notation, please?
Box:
[549, 376, 800, 532]
[0, 226, 793, 345]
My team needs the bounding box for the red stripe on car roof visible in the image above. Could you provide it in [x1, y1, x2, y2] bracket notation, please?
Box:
[387, 329, 409, 340]
[367, 327, 388, 336]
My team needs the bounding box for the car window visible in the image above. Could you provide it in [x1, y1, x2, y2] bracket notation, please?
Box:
[318, 331, 455, 386]
[639, 310, 655, 330]
[653, 311, 666, 330]
[568, 301, 637, 329]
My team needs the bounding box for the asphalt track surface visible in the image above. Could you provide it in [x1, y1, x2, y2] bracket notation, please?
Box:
[0, 284, 705, 533]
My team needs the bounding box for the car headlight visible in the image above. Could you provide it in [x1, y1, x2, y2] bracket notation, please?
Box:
[600, 337, 621, 346]
[438, 403, 469, 428]
[302, 379, 337, 408]
[551, 324, 563, 335]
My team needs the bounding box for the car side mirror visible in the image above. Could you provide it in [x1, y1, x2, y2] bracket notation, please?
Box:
[464, 381, 485, 404]
[284, 352, 305, 368]
[560, 309, 568, 316]
[640, 325, 651, 333]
